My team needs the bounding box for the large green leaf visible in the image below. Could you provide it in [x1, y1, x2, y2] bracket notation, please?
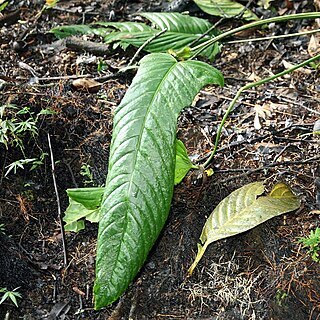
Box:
[194, 0, 259, 21]
[94, 53, 223, 309]
[63, 140, 196, 232]
[138, 12, 212, 33]
[50, 13, 220, 60]
[188, 182, 300, 275]
[118, 13, 220, 59]
[96, 21, 154, 33]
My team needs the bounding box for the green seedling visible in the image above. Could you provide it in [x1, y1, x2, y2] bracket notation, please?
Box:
[298, 228, 320, 262]
[80, 163, 94, 186]
[0, 287, 22, 308]
[275, 289, 288, 307]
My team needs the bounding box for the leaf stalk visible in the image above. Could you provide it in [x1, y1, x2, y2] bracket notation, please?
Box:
[189, 12, 320, 60]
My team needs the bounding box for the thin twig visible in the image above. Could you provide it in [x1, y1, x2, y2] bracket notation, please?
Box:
[188, 22, 221, 48]
[48, 133, 68, 267]
[214, 155, 320, 184]
[195, 123, 314, 163]
[38, 74, 91, 81]
[127, 28, 168, 67]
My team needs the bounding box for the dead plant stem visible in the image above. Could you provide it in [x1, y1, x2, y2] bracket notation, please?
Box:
[48, 133, 68, 267]
[214, 155, 320, 184]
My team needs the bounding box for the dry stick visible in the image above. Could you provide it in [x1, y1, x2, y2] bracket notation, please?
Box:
[195, 123, 314, 163]
[38, 74, 92, 81]
[127, 28, 168, 67]
[203, 53, 320, 168]
[48, 133, 68, 267]
[214, 155, 320, 184]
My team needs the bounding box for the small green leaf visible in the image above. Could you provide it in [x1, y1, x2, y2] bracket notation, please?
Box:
[67, 187, 104, 209]
[63, 188, 104, 232]
[8, 293, 19, 308]
[188, 182, 300, 275]
[0, 293, 8, 305]
[0, 2, 8, 12]
[175, 139, 198, 185]
[298, 228, 320, 262]
[194, 0, 259, 21]
[50, 25, 94, 39]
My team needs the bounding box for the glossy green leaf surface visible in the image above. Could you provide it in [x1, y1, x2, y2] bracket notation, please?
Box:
[120, 13, 220, 59]
[67, 188, 104, 209]
[194, 0, 259, 21]
[138, 12, 212, 33]
[51, 13, 220, 60]
[94, 53, 223, 309]
[175, 139, 198, 185]
[96, 21, 154, 33]
[188, 182, 300, 275]
[63, 141, 197, 232]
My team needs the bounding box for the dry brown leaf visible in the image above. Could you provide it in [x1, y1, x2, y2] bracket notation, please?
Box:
[308, 34, 320, 56]
[254, 104, 272, 130]
[313, 119, 320, 134]
[282, 59, 312, 75]
[72, 78, 102, 93]
[248, 72, 261, 82]
[254, 142, 279, 149]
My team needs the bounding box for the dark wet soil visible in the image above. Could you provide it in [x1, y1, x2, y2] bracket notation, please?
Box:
[0, 0, 319, 319]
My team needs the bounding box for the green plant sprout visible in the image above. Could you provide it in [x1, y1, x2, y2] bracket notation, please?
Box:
[298, 228, 320, 262]
[0, 104, 53, 176]
[0, 1, 8, 12]
[80, 163, 94, 186]
[0, 224, 5, 234]
[0, 104, 37, 152]
[275, 289, 288, 307]
[0, 287, 22, 308]
[97, 60, 107, 72]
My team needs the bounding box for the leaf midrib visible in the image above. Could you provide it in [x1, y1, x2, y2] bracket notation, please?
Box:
[109, 56, 177, 281]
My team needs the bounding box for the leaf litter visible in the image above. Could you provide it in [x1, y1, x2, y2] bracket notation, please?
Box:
[0, 0, 319, 319]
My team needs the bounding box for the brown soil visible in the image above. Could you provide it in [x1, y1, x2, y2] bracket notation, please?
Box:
[0, 0, 319, 319]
